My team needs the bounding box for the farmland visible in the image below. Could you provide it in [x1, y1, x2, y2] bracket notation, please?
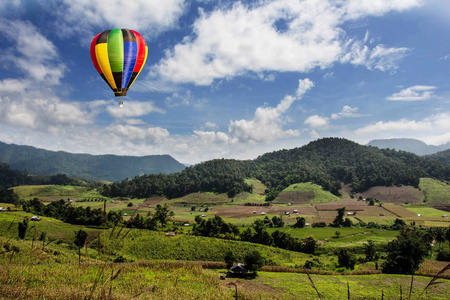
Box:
[1, 177, 450, 299]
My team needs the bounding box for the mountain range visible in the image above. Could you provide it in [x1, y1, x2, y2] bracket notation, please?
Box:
[0, 141, 186, 182]
[367, 138, 450, 156]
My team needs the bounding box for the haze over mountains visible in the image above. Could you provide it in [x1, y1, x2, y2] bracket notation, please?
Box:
[1, 138, 449, 184]
[368, 138, 450, 156]
[0, 141, 186, 182]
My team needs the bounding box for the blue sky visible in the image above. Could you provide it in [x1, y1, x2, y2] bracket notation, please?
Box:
[0, 0, 449, 164]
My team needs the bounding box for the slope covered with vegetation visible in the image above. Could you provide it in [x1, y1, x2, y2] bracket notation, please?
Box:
[0, 141, 186, 181]
[101, 138, 450, 200]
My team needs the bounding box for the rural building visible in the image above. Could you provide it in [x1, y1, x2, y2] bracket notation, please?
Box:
[293, 209, 298, 213]
[165, 232, 176, 236]
[31, 216, 41, 221]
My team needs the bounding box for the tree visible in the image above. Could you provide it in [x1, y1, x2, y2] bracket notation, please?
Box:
[292, 217, 306, 228]
[332, 207, 345, 227]
[74, 229, 88, 265]
[224, 251, 236, 270]
[338, 249, 356, 269]
[445, 226, 450, 253]
[244, 250, 265, 275]
[382, 227, 431, 274]
[364, 240, 376, 262]
[18, 219, 29, 239]
[302, 236, 317, 254]
[153, 204, 175, 227]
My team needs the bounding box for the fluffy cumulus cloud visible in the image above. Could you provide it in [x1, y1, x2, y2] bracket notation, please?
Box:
[154, 0, 419, 85]
[190, 78, 314, 147]
[107, 101, 165, 118]
[355, 113, 450, 137]
[0, 20, 66, 85]
[331, 105, 364, 119]
[386, 85, 437, 101]
[304, 115, 329, 129]
[54, 0, 185, 38]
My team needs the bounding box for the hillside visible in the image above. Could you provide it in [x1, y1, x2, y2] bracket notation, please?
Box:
[0, 141, 186, 181]
[428, 149, 450, 165]
[368, 138, 450, 155]
[102, 138, 450, 200]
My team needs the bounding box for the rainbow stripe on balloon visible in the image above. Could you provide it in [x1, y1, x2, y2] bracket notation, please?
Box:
[91, 28, 148, 97]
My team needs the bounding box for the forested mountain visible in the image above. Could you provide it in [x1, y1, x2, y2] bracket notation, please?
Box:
[0, 162, 30, 189]
[0, 141, 186, 182]
[368, 138, 450, 155]
[427, 149, 450, 165]
[101, 138, 450, 200]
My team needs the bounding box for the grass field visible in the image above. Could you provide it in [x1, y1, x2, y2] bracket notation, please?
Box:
[274, 182, 341, 204]
[419, 178, 450, 205]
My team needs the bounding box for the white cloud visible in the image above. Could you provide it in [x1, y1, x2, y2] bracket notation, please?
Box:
[304, 115, 329, 129]
[154, 0, 417, 85]
[54, 0, 186, 39]
[355, 113, 450, 135]
[386, 85, 437, 101]
[191, 78, 314, 146]
[204, 121, 218, 129]
[331, 105, 365, 119]
[296, 78, 315, 99]
[0, 20, 66, 85]
[109, 124, 169, 143]
[107, 101, 165, 118]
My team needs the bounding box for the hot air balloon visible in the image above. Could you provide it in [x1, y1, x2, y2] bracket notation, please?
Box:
[90, 28, 148, 107]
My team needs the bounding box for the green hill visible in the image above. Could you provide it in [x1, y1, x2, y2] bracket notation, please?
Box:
[0, 141, 186, 181]
[274, 182, 341, 204]
[102, 138, 450, 200]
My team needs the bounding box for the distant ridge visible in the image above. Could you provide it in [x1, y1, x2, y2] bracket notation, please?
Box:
[367, 138, 450, 156]
[0, 141, 186, 182]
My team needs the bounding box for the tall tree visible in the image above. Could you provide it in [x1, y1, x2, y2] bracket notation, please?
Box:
[74, 229, 88, 265]
[382, 227, 431, 274]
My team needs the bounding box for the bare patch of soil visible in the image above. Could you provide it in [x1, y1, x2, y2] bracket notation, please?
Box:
[431, 204, 450, 212]
[276, 191, 314, 204]
[354, 186, 423, 204]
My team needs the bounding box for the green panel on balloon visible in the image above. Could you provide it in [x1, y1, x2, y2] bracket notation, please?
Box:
[107, 28, 124, 72]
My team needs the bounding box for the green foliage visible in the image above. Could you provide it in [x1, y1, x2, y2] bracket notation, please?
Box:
[292, 216, 306, 228]
[337, 248, 356, 270]
[0, 141, 185, 181]
[0, 162, 30, 188]
[224, 251, 235, 269]
[192, 215, 239, 238]
[332, 207, 346, 227]
[99, 138, 450, 200]
[244, 250, 265, 273]
[18, 219, 29, 239]
[382, 227, 431, 274]
[22, 198, 108, 226]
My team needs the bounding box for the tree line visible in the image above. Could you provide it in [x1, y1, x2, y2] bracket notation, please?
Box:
[99, 138, 450, 201]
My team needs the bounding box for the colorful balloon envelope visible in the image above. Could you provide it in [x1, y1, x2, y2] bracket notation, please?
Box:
[90, 28, 148, 99]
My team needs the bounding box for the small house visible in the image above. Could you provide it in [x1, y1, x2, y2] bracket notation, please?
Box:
[285, 211, 290, 215]
[165, 232, 176, 236]
[417, 214, 421, 217]
[227, 263, 252, 278]
[379, 213, 385, 216]
[253, 211, 256, 214]
[31, 216, 41, 221]
[293, 209, 298, 213]
[183, 223, 190, 226]
[261, 212, 266, 215]
[0, 207, 6, 211]
[443, 214, 448, 219]
[229, 263, 247, 274]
